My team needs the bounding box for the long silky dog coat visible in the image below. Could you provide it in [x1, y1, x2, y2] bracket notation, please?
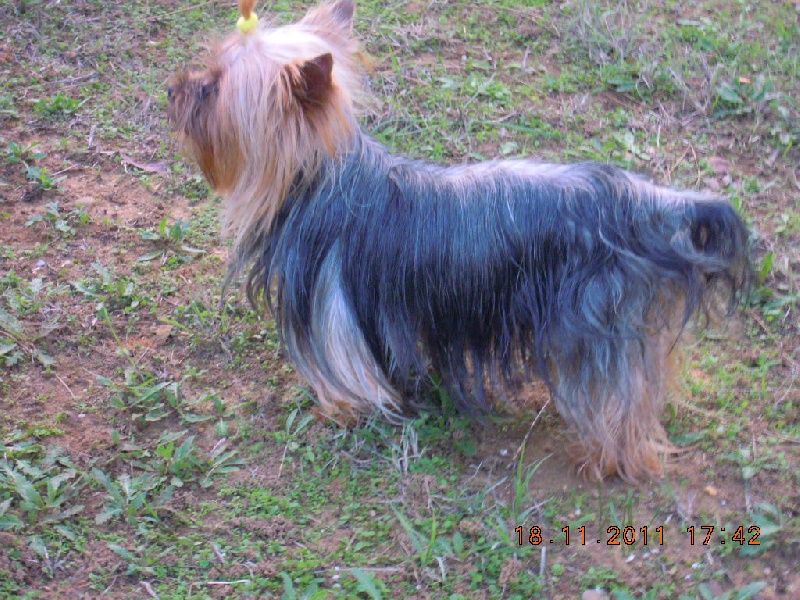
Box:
[168, 0, 749, 480]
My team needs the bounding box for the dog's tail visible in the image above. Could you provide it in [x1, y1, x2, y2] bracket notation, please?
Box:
[656, 190, 751, 327]
[686, 196, 751, 311]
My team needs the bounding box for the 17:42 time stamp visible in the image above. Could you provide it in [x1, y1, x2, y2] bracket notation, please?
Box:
[514, 525, 762, 547]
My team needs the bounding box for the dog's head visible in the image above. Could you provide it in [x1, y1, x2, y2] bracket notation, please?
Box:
[167, 0, 360, 206]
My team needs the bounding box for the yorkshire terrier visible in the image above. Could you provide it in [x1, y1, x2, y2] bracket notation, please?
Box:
[168, 0, 750, 481]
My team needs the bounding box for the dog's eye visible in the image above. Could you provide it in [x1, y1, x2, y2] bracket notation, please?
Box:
[167, 85, 176, 101]
[199, 81, 218, 101]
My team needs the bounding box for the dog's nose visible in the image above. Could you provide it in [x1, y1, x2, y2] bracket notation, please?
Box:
[167, 85, 175, 101]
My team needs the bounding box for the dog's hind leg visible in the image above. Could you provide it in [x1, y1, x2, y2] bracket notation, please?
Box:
[555, 335, 673, 482]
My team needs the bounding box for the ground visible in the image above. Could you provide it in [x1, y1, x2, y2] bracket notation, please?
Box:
[0, 0, 799, 598]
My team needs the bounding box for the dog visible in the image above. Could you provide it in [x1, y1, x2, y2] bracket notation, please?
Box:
[167, 0, 750, 481]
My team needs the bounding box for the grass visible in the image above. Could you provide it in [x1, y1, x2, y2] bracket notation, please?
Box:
[0, 0, 798, 598]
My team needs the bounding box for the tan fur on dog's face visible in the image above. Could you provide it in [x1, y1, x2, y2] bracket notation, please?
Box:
[167, 0, 360, 248]
[167, 65, 239, 192]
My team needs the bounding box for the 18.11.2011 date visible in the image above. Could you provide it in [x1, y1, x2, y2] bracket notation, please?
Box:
[514, 525, 761, 547]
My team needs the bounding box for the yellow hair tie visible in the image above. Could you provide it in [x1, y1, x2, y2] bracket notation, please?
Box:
[237, 12, 258, 34]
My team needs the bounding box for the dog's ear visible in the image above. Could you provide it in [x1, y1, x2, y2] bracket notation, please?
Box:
[302, 0, 354, 34]
[287, 53, 334, 111]
[329, 0, 355, 29]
